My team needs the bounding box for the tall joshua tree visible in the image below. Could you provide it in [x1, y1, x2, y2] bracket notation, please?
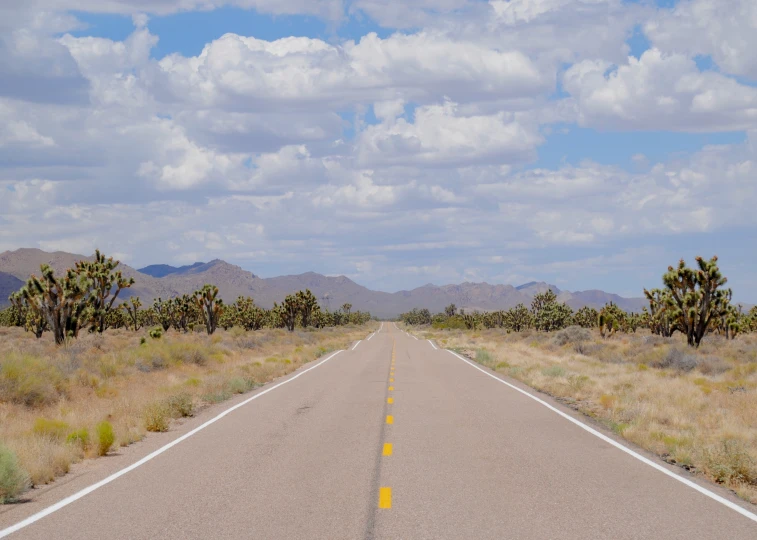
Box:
[194, 284, 223, 335]
[297, 289, 320, 328]
[75, 250, 134, 333]
[21, 265, 91, 345]
[279, 294, 301, 332]
[662, 256, 731, 347]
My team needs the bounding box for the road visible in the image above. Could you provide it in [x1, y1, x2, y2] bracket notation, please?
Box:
[2, 323, 756, 539]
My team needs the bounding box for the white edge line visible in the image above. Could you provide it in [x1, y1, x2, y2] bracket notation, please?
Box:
[428, 340, 437, 350]
[352, 340, 362, 350]
[446, 350, 757, 525]
[366, 333, 375, 341]
[0, 350, 345, 539]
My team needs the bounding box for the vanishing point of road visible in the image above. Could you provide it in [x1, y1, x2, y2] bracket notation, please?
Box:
[1, 323, 756, 539]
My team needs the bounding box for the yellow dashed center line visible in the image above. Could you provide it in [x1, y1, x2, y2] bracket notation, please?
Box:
[383, 443, 393, 456]
[386, 415, 394, 424]
[389, 378, 394, 382]
[388, 386, 394, 391]
[387, 397, 394, 404]
[379, 487, 392, 509]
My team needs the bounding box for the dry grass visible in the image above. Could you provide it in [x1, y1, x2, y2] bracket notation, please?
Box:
[409, 324, 757, 505]
[0, 324, 371, 497]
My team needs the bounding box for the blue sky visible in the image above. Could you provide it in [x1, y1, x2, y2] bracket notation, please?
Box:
[1, 0, 757, 301]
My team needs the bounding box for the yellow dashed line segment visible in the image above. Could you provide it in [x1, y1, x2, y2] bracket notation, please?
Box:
[387, 397, 394, 404]
[386, 415, 394, 424]
[388, 386, 394, 391]
[383, 443, 393, 456]
[379, 487, 392, 509]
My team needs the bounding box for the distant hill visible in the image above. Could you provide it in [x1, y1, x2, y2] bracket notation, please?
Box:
[0, 271, 24, 303]
[138, 262, 205, 278]
[0, 248, 647, 317]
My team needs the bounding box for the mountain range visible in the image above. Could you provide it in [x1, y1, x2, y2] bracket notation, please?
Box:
[0, 248, 647, 318]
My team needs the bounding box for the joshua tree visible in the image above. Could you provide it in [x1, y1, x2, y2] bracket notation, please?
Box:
[279, 294, 301, 332]
[9, 290, 47, 337]
[661, 256, 731, 347]
[643, 288, 676, 337]
[297, 289, 320, 328]
[75, 249, 134, 333]
[152, 298, 175, 331]
[21, 265, 91, 345]
[341, 303, 352, 316]
[122, 296, 143, 331]
[444, 304, 457, 317]
[531, 290, 572, 332]
[573, 306, 598, 329]
[194, 285, 223, 335]
[503, 304, 532, 332]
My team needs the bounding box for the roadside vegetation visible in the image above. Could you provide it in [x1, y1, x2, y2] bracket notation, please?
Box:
[0, 251, 373, 503]
[400, 256, 757, 505]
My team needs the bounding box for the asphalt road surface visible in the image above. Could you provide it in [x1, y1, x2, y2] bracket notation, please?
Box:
[2, 323, 756, 539]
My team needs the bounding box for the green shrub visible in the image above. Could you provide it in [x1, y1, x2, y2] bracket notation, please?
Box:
[542, 365, 567, 377]
[475, 349, 494, 366]
[227, 377, 253, 394]
[0, 445, 30, 503]
[32, 418, 70, 440]
[149, 327, 163, 339]
[96, 421, 115, 456]
[203, 390, 231, 404]
[143, 403, 170, 432]
[66, 428, 90, 448]
[164, 393, 194, 418]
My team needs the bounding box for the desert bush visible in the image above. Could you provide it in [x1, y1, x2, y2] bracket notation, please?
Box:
[96, 422, 115, 456]
[0, 355, 64, 407]
[656, 348, 699, 372]
[143, 402, 170, 432]
[0, 445, 30, 503]
[552, 326, 592, 347]
[164, 393, 194, 418]
[66, 428, 90, 448]
[475, 348, 494, 366]
[542, 365, 567, 377]
[701, 440, 757, 486]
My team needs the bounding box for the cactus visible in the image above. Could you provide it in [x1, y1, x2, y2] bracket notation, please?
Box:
[341, 303, 352, 316]
[21, 264, 90, 345]
[277, 294, 301, 332]
[8, 291, 47, 337]
[74, 250, 134, 333]
[661, 256, 731, 347]
[444, 304, 457, 317]
[152, 298, 175, 331]
[573, 306, 598, 329]
[531, 290, 573, 332]
[503, 304, 532, 332]
[643, 288, 676, 337]
[122, 297, 143, 331]
[297, 289, 320, 328]
[194, 285, 223, 335]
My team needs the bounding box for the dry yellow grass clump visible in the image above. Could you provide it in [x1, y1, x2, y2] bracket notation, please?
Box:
[410, 325, 757, 505]
[0, 324, 371, 500]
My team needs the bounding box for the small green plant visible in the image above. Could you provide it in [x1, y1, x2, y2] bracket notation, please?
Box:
[143, 402, 170, 432]
[66, 428, 90, 448]
[0, 444, 30, 503]
[32, 418, 70, 440]
[149, 327, 163, 339]
[140, 337, 147, 345]
[96, 421, 115, 456]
